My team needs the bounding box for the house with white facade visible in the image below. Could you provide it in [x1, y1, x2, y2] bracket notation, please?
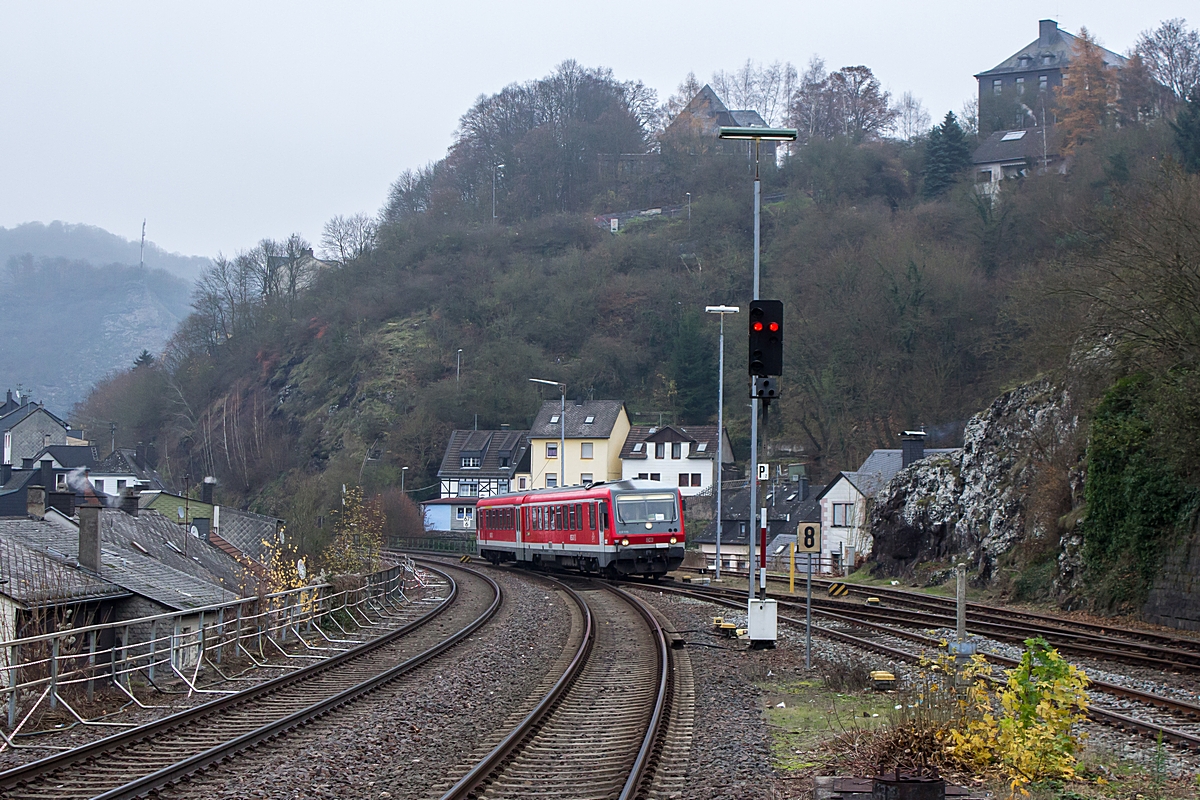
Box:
[816, 432, 957, 568]
[618, 425, 732, 496]
[437, 428, 531, 499]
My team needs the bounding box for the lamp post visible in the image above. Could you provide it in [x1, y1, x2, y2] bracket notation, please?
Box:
[717, 124, 797, 604]
[492, 163, 505, 224]
[457, 349, 463, 383]
[529, 378, 566, 488]
[705, 305, 739, 580]
[401, 466, 408, 495]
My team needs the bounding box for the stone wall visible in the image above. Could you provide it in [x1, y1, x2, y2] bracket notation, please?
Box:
[1143, 528, 1200, 631]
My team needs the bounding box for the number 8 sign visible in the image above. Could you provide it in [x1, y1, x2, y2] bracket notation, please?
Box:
[796, 523, 821, 554]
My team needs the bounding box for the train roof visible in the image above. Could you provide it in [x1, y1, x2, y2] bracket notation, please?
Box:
[477, 479, 678, 505]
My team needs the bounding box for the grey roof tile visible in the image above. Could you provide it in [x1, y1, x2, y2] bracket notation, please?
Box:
[530, 400, 625, 439]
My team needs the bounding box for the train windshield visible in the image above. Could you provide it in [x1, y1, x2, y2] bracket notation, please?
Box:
[615, 493, 678, 523]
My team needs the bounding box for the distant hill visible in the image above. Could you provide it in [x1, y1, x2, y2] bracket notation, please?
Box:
[0, 255, 193, 414]
[0, 221, 209, 282]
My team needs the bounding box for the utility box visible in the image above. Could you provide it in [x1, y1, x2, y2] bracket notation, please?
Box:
[747, 598, 777, 645]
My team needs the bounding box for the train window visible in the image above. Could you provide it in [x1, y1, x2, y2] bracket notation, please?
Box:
[568, 504, 577, 530]
[588, 503, 597, 529]
[575, 504, 582, 530]
[616, 493, 679, 523]
[600, 502, 609, 530]
[556, 506, 564, 530]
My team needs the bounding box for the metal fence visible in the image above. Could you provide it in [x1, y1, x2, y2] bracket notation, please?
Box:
[0, 558, 420, 745]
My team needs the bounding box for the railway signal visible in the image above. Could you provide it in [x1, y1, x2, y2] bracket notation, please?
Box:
[748, 299, 783, 377]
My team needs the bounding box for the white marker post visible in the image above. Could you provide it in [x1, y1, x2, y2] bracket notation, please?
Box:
[796, 523, 821, 670]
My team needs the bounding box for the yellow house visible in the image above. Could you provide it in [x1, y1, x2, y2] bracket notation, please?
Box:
[528, 400, 631, 488]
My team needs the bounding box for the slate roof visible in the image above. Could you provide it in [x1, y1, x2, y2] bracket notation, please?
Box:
[818, 448, 959, 500]
[0, 403, 67, 432]
[972, 128, 1060, 166]
[0, 524, 128, 606]
[0, 391, 23, 417]
[214, 506, 281, 562]
[28, 445, 101, 470]
[2, 509, 246, 610]
[530, 400, 626, 439]
[619, 425, 722, 460]
[97, 448, 164, 488]
[692, 482, 823, 546]
[437, 429, 530, 479]
[976, 20, 1126, 77]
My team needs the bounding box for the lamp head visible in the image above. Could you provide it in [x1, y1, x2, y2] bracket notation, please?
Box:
[705, 305, 740, 314]
[717, 126, 798, 141]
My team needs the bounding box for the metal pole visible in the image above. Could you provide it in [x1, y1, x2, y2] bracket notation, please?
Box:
[715, 313, 724, 580]
[457, 349, 462, 383]
[560, 388, 566, 487]
[806, 552, 813, 669]
[789, 542, 795, 594]
[492, 165, 497, 224]
[957, 563, 967, 641]
[748, 141, 761, 606]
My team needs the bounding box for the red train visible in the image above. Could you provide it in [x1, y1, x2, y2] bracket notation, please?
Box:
[476, 479, 685, 577]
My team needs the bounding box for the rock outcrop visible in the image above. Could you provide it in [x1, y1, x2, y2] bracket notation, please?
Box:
[870, 378, 1076, 581]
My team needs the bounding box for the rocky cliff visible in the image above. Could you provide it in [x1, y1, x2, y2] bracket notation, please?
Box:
[869, 378, 1078, 583]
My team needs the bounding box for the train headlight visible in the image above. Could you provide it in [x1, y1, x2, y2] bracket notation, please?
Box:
[620, 537, 630, 547]
[669, 537, 677, 544]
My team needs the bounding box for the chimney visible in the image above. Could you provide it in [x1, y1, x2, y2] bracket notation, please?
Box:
[901, 431, 927, 468]
[192, 517, 211, 541]
[39, 459, 53, 490]
[798, 474, 810, 502]
[0, 463, 9, 486]
[78, 503, 102, 573]
[4, 389, 10, 406]
[48, 491, 76, 517]
[146, 442, 158, 469]
[201, 476, 216, 505]
[136, 442, 146, 467]
[119, 487, 139, 516]
[27, 486, 46, 519]
[1039, 19, 1057, 46]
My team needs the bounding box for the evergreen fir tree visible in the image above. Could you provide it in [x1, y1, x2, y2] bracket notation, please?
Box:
[923, 112, 972, 198]
[1172, 89, 1200, 173]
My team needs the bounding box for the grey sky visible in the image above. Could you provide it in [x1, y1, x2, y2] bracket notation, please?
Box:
[0, 1, 1186, 259]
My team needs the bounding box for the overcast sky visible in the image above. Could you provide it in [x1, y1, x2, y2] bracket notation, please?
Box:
[0, 1, 1188, 259]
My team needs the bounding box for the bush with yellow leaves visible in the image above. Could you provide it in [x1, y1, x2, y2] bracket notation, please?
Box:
[321, 486, 384, 576]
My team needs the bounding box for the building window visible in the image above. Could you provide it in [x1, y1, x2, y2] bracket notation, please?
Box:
[546, 475, 558, 488]
[549, 414, 559, 424]
[584, 415, 595, 424]
[1039, 75, 1048, 92]
[581, 472, 593, 484]
[650, 473, 661, 482]
[499, 456, 509, 468]
[1016, 77, 1025, 95]
[671, 442, 682, 459]
[56, 474, 67, 491]
[497, 480, 509, 493]
[632, 442, 643, 452]
[832, 503, 854, 527]
[655, 443, 665, 459]
[117, 479, 127, 491]
[678, 474, 690, 487]
[519, 477, 527, 489]
[581, 442, 593, 459]
[1041, 54, 1053, 65]
[460, 482, 479, 497]
[637, 473, 649, 480]
[546, 443, 557, 458]
[993, 79, 1002, 96]
[692, 473, 702, 486]
[95, 479, 105, 493]
[461, 456, 481, 468]
[457, 506, 471, 520]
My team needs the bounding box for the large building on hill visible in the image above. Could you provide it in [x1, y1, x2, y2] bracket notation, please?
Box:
[975, 19, 1127, 132]
[660, 85, 776, 159]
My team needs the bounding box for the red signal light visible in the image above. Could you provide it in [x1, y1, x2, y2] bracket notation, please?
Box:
[768, 322, 779, 332]
[752, 321, 764, 331]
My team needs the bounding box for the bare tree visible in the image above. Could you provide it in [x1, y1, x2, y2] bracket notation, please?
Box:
[1136, 18, 1200, 100]
[895, 91, 931, 140]
[320, 213, 377, 267]
[662, 71, 703, 124]
[710, 59, 798, 127]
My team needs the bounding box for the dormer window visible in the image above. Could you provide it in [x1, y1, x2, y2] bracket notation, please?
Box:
[1042, 54, 1054, 65]
[632, 443, 644, 452]
[1018, 55, 1032, 67]
[461, 456, 481, 468]
[499, 456, 510, 468]
[549, 414, 560, 424]
[696, 442, 708, 452]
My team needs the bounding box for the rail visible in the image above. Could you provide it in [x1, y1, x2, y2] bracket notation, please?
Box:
[0, 558, 417, 739]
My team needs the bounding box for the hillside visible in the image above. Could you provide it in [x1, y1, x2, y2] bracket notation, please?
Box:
[0, 221, 210, 282]
[71, 61, 1200, 619]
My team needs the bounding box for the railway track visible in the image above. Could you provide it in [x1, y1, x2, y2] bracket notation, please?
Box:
[0, 562, 500, 800]
[686, 567, 1200, 670]
[438, 576, 676, 800]
[644, 580, 1200, 750]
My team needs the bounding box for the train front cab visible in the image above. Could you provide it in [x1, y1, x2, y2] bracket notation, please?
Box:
[607, 487, 685, 577]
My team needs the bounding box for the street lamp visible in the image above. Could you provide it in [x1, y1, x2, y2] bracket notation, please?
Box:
[457, 349, 463, 383]
[492, 163, 505, 224]
[705, 304, 739, 580]
[717, 124, 796, 604]
[401, 466, 408, 495]
[529, 378, 566, 488]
